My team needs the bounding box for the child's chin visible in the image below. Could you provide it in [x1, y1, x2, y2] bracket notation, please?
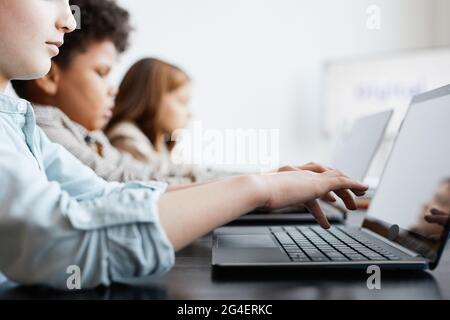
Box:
[24, 60, 52, 80]
[12, 60, 51, 81]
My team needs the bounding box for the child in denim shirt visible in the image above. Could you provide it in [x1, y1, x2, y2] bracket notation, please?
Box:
[0, 0, 367, 290]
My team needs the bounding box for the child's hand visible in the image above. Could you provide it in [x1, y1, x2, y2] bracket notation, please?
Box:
[277, 162, 345, 203]
[260, 170, 368, 228]
[278, 162, 332, 174]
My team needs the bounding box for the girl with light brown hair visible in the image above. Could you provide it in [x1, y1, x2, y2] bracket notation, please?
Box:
[105, 58, 201, 181]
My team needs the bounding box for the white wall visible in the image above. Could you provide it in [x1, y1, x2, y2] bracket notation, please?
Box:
[113, 0, 446, 169]
[434, 0, 450, 46]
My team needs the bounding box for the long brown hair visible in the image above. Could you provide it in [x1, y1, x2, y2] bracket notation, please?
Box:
[106, 58, 190, 151]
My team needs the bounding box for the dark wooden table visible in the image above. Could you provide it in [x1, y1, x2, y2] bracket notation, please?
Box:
[1, 212, 450, 300]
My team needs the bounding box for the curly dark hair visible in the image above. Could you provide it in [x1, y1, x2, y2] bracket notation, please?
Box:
[12, 0, 132, 99]
[54, 0, 132, 67]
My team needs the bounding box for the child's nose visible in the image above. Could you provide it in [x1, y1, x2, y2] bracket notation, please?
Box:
[109, 86, 118, 97]
[56, 4, 77, 33]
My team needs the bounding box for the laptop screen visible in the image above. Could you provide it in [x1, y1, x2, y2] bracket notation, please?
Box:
[331, 110, 393, 181]
[363, 86, 450, 265]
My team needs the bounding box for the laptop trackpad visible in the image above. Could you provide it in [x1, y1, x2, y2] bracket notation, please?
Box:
[219, 235, 277, 248]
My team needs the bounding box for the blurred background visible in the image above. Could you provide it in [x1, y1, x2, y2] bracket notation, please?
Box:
[9, 0, 450, 177]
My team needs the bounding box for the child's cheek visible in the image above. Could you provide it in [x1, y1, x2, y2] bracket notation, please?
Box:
[15, 1, 51, 42]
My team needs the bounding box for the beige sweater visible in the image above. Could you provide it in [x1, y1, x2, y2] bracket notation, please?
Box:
[106, 122, 236, 183]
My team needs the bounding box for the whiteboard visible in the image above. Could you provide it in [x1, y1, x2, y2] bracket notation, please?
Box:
[323, 47, 450, 137]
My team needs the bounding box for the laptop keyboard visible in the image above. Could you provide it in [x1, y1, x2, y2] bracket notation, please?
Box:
[270, 226, 402, 263]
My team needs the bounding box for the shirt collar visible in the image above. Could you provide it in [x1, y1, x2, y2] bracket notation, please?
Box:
[33, 104, 105, 144]
[0, 93, 30, 114]
[34, 104, 90, 134]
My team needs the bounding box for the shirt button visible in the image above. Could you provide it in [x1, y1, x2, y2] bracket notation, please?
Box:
[17, 103, 27, 113]
[78, 211, 93, 224]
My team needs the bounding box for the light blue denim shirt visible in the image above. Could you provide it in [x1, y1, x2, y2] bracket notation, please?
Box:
[0, 93, 175, 290]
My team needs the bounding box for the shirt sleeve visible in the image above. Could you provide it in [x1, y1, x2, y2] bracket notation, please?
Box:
[0, 126, 175, 290]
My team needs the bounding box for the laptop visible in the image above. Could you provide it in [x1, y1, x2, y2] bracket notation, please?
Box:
[213, 85, 450, 270]
[233, 109, 393, 225]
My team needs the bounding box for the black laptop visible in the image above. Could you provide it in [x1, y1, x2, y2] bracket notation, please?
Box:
[213, 85, 450, 270]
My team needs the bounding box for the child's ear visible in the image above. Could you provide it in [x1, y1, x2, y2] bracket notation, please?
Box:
[34, 62, 61, 96]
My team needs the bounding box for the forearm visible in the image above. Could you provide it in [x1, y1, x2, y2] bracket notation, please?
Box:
[166, 180, 213, 192]
[158, 175, 266, 250]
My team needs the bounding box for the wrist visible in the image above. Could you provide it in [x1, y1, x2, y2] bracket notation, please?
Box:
[237, 174, 270, 209]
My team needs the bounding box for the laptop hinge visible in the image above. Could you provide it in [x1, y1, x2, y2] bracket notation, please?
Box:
[361, 228, 424, 258]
